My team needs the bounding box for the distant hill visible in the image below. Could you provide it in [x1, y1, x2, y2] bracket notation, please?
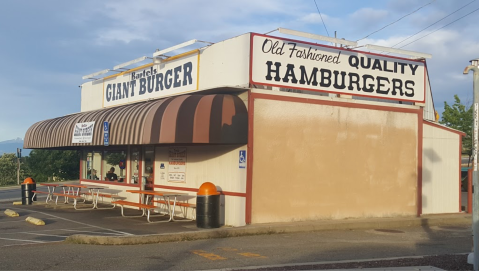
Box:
[0, 138, 31, 156]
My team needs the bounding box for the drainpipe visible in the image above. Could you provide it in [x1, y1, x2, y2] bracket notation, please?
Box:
[464, 58, 479, 271]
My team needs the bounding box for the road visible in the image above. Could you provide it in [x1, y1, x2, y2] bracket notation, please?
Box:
[0, 181, 79, 202]
[0, 223, 472, 270]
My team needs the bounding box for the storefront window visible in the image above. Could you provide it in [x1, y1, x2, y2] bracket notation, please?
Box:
[130, 148, 140, 184]
[103, 151, 127, 182]
[83, 151, 102, 180]
[83, 151, 92, 179]
[143, 147, 154, 190]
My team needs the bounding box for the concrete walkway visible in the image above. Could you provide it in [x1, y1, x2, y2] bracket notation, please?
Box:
[66, 211, 472, 245]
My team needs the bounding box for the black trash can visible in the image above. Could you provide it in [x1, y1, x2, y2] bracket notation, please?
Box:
[196, 182, 220, 228]
[21, 177, 36, 205]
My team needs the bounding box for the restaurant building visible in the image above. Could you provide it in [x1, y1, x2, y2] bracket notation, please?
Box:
[24, 30, 464, 227]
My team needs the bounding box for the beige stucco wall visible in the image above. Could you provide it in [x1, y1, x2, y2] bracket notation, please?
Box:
[422, 122, 461, 214]
[154, 145, 247, 226]
[251, 98, 418, 223]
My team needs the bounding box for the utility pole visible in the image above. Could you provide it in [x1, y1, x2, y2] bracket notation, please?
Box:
[16, 148, 21, 185]
[464, 58, 479, 271]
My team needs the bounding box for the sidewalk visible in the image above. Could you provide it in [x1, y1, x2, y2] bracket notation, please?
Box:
[65, 211, 472, 245]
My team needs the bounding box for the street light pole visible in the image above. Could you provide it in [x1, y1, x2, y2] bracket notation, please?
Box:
[464, 58, 479, 271]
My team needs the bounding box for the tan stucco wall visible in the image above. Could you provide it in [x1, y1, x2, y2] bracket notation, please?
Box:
[251, 98, 418, 223]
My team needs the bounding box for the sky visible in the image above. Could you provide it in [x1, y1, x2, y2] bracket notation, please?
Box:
[0, 0, 478, 142]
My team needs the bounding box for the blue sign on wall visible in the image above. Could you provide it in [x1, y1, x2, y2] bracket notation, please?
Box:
[103, 121, 109, 146]
[239, 150, 246, 169]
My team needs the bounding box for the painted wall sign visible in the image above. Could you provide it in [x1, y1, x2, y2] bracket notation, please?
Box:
[168, 147, 187, 183]
[103, 52, 199, 108]
[250, 34, 426, 103]
[72, 121, 95, 143]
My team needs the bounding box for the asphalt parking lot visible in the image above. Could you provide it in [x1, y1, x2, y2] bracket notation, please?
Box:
[0, 197, 199, 247]
[0, 193, 473, 248]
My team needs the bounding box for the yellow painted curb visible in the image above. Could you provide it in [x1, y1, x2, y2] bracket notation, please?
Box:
[4, 209, 19, 217]
[25, 216, 45, 226]
[12, 201, 22, 205]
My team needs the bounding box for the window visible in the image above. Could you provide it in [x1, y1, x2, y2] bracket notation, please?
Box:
[103, 151, 127, 182]
[83, 151, 102, 180]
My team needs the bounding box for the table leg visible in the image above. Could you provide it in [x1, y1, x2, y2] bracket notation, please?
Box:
[63, 187, 68, 203]
[50, 187, 56, 202]
[94, 189, 100, 209]
[46, 187, 52, 202]
[170, 196, 178, 222]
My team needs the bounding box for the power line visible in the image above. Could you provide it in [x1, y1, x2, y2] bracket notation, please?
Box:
[357, 0, 436, 42]
[314, 0, 330, 37]
[399, 5, 479, 49]
[391, 0, 476, 48]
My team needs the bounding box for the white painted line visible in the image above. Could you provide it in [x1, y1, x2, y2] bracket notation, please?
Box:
[9, 207, 133, 236]
[60, 229, 125, 235]
[0, 227, 97, 235]
[0, 237, 45, 243]
[23, 232, 68, 238]
[1, 241, 63, 248]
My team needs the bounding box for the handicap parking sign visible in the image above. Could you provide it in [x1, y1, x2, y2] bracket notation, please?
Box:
[103, 121, 109, 146]
[239, 150, 246, 168]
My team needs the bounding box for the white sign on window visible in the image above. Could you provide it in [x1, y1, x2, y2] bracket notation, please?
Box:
[168, 147, 187, 183]
[72, 121, 95, 143]
[250, 34, 426, 103]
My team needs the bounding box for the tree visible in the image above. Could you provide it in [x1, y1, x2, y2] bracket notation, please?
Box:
[25, 150, 80, 182]
[440, 94, 473, 157]
[0, 153, 18, 185]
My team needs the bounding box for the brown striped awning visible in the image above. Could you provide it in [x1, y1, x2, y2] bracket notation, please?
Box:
[24, 94, 248, 149]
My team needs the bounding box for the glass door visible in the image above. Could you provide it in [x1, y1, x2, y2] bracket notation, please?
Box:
[130, 148, 140, 184]
[143, 147, 154, 190]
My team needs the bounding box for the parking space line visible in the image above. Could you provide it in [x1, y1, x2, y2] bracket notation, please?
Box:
[23, 233, 69, 238]
[9, 207, 133, 236]
[238, 252, 267, 258]
[0, 227, 100, 236]
[0, 237, 46, 243]
[1, 241, 63, 248]
[192, 250, 226, 260]
[60, 229, 125, 235]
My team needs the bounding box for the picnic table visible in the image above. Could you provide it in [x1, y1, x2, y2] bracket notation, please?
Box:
[112, 190, 189, 223]
[32, 183, 61, 203]
[53, 184, 115, 210]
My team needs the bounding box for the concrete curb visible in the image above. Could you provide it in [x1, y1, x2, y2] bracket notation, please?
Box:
[65, 214, 472, 245]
